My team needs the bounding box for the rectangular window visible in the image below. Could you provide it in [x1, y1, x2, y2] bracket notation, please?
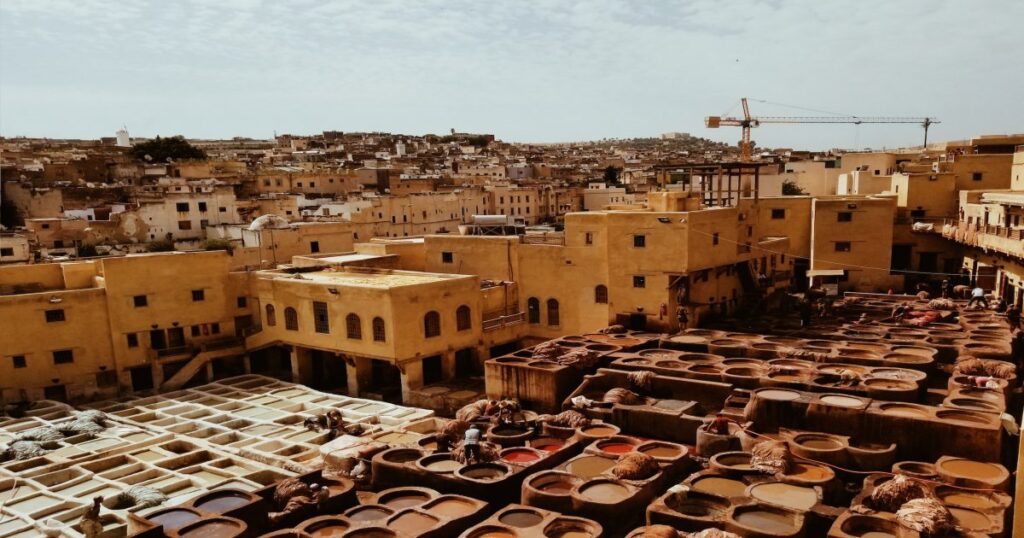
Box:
[198, 202, 208, 212]
[53, 349, 74, 364]
[310, 240, 320, 253]
[771, 209, 785, 219]
[176, 202, 189, 212]
[712, 233, 720, 245]
[12, 355, 26, 369]
[0, 248, 13, 256]
[313, 301, 330, 334]
[835, 241, 852, 252]
[210, 322, 220, 334]
[133, 295, 148, 307]
[633, 235, 646, 248]
[633, 275, 646, 288]
[585, 232, 594, 245]
[237, 296, 247, 308]
[837, 212, 853, 222]
[45, 309, 65, 322]
[192, 289, 205, 301]
[442, 252, 454, 263]
[191, 325, 201, 337]
[200, 219, 209, 229]
[219, 206, 227, 213]
[972, 172, 983, 181]
[178, 220, 192, 230]
[127, 333, 139, 348]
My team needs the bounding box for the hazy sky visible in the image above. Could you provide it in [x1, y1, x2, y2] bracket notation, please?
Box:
[1, 0, 1022, 150]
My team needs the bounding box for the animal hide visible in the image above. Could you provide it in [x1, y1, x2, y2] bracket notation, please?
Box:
[869, 475, 930, 512]
[532, 341, 566, 361]
[895, 497, 953, 536]
[750, 440, 791, 474]
[611, 452, 660, 480]
[642, 525, 681, 538]
[627, 370, 655, 392]
[544, 410, 591, 428]
[558, 348, 600, 369]
[603, 387, 646, 405]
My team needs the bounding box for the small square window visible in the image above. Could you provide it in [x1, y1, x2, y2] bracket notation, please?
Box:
[12, 356, 26, 369]
[633, 235, 646, 248]
[178, 220, 192, 230]
[192, 289, 205, 301]
[0, 247, 14, 256]
[45, 309, 65, 322]
[53, 349, 74, 364]
[127, 333, 139, 348]
[219, 206, 227, 212]
[837, 212, 853, 222]
[771, 209, 785, 219]
[310, 241, 320, 253]
[585, 232, 594, 245]
[237, 296, 247, 308]
[133, 295, 148, 307]
[176, 202, 189, 212]
[191, 325, 201, 337]
[712, 233, 720, 245]
[198, 202, 208, 212]
[835, 241, 852, 252]
[442, 252, 454, 263]
[211, 323, 221, 335]
[972, 172, 983, 181]
[633, 275, 646, 288]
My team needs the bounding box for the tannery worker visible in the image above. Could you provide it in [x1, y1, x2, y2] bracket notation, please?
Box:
[463, 424, 481, 463]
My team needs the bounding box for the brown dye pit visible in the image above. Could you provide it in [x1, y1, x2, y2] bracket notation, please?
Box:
[425, 459, 462, 473]
[640, 444, 681, 458]
[948, 507, 990, 531]
[348, 506, 393, 522]
[820, 395, 863, 407]
[473, 528, 517, 538]
[306, 520, 350, 537]
[748, 482, 818, 511]
[758, 389, 800, 401]
[692, 476, 747, 498]
[461, 464, 507, 481]
[382, 492, 430, 509]
[429, 498, 477, 518]
[879, 404, 929, 417]
[149, 509, 200, 532]
[565, 456, 616, 478]
[194, 491, 251, 513]
[653, 399, 690, 411]
[179, 520, 244, 538]
[797, 437, 843, 450]
[545, 524, 594, 538]
[499, 509, 544, 527]
[733, 509, 797, 533]
[940, 492, 997, 510]
[581, 426, 617, 436]
[388, 512, 439, 534]
[578, 481, 630, 503]
[940, 459, 1002, 480]
[783, 463, 832, 482]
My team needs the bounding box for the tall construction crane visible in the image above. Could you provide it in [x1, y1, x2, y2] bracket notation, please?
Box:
[705, 98, 940, 162]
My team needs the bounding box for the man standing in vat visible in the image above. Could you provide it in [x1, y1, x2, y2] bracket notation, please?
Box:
[463, 424, 481, 463]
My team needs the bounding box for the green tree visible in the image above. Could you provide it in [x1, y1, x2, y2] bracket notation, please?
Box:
[146, 239, 176, 252]
[200, 238, 234, 253]
[782, 180, 806, 196]
[130, 136, 207, 162]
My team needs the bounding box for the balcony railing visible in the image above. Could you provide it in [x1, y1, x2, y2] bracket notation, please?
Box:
[941, 220, 1024, 258]
[482, 312, 525, 331]
[156, 345, 195, 359]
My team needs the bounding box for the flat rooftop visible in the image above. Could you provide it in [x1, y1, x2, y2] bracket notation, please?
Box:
[268, 268, 472, 288]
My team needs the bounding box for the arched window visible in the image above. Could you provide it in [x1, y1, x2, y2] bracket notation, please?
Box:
[527, 297, 540, 324]
[424, 311, 441, 338]
[594, 285, 608, 304]
[265, 304, 276, 326]
[346, 313, 362, 340]
[284, 307, 298, 331]
[456, 305, 471, 331]
[372, 317, 386, 342]
[547, 299, 560, 326]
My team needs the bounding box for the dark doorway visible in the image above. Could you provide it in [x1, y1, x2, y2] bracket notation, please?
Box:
[150, 329, 167, 350]
[211, 357, 245, 380]
[918, 252, 938, 273]
[131, 366, 154, 391]
[891, 244, 912, 272]
[162, 359, 189, 383]
[370, 359, 402, 402]
[43, 385, 67, 402]
[234, 315, 253, 337]
[422, 355, 443, 385]
[250, 347, 292, 380]
[310, 350, 347, 390]
[167, 327, 186, 348]
[792, 259, 810, 291]
[455, 348, 477, 378]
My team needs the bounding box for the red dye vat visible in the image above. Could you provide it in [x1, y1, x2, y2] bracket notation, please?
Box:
[503, 449, 541, 463]
[599, 443, 635, 454]
[535, 444, 563, 453]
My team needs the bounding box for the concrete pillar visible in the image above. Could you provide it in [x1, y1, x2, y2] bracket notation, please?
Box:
[400, 360, 424, 404]
[243, 355, 252, 374]
[204, 361, 215, 383]
[441, 350, 456, 380]
[347, 356, 371, 397]
[151, 361, 165, 391]
[290, 346, 313, 385]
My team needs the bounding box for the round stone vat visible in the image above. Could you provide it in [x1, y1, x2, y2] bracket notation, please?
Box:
[665, 491, 729, 519]
[576, 479, 631, 504]
[594, 436, 638, 456]
[422, 495, 479, 519]
[345, 504, 395, 523]
[380, 447, 425, 464]
[862, 377, 917, 402]
[727, 504, 802, 536]
[299, 516, 350, 537]
[542, 517, 602, 538]
[935, 457, 1009, 490]
[576, 423, 620, 441]
[564, 455, 617, 478]
[465, 525, 517, 538]
[891, 460, 937, 479]
[637, 441, 685, 460]
[416, 454, 462, 474]
[386, 510, 440, 535]
[498, 507, 545, 528]
[722, 367, 762, 389]
[709, 451, 755, 474]
[176, 517, 247, 538]
[457, 462, 511, 482]
[839, 514, 903, 538]
[501, 446, 545, 464]
[147, 507, 202, 533]
[523, 471, 581, 512]
[690, 475, 748, 499]
[877, 402, 930, 418]
[529, 437, 566, 453]
[747, 482, 819, 512]
[377, 488, 432, 509]
[486, 424, 534, 447]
